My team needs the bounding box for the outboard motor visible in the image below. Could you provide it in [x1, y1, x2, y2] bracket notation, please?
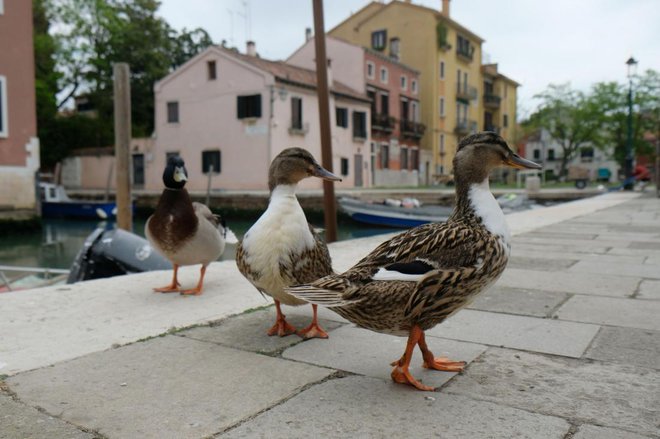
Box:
[67, 227, 171, 283]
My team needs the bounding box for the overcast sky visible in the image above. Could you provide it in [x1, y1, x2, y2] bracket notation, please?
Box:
[158, 0, 660, 119]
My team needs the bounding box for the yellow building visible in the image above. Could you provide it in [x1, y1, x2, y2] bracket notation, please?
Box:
[329, 0, 519, 178]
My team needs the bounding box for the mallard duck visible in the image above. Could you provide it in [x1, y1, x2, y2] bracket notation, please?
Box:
[288, 132, 541, 390]
[146, 156, 226, 295]
[236, 148, 341, 339]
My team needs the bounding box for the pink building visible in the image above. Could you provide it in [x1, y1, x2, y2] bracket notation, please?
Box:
[0, 0, 40, 209]
[147, 44, 372, 192]
[288, 36, 427, 187]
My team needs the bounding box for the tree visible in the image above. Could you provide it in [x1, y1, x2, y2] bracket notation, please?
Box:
[527, 84, 605, 178]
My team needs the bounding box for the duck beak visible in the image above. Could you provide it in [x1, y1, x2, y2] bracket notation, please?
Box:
[173, 166, 188, 182]
[504, 154, 542, 170]
[313, 164, 342, 182]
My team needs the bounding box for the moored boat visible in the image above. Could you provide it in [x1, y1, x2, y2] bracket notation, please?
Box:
[338, 197, 452, 228]
[39, 182, 122, 219]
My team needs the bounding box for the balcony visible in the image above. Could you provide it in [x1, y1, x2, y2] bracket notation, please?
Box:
[483, 93, 501, 109]
[288, 121, 309, 136]
[456, 46, 474, 62]
[371, 113, 396, 133]
[455, 119, 477, 135]
[456, 84, 478, 103]
[484, 124, 501, 134]
[400, 119, 426, 140]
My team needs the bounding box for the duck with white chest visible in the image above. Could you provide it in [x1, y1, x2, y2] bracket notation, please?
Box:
[236, 148, 342, 339]
[288, 132, 541, 390]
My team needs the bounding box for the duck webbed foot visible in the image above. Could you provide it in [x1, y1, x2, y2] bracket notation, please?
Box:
[267, 300, 298, 337]
[417, 330, 466, 372]
[153, 265, 181, 293]
[297, 304, 329, 339]
[180, 266, 207, 296]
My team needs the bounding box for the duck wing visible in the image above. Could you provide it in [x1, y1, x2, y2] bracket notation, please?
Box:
[287, 221, 487, 308]
[282, 223, 333, 285]
[193, 202, 226, 237]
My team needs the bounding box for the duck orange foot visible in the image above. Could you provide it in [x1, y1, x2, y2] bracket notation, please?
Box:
[153, 283, 181, 293]
[267, 318, 297, 337]
[422, 355, 466, 372]
[298, 322, 329, 339]
[390, 364, 435, 392]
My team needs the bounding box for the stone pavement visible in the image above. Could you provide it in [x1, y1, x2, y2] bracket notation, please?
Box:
[2, 192, 659, 438]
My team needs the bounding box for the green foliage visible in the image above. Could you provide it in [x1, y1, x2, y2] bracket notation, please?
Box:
[436, 23, 449, 49]
[35, 0, 214, 167]
[526, 72, 660, 176]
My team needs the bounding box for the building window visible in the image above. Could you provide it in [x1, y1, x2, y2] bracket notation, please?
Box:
[132, 154, 145, 186]
[439, 97, 445, 117]
[503, 114, 509, 127]
[581, 147, 594, 162]
[410, 148, 419, 170]
[371, 29, 387, 51]
[380, 143, 390, 169]
[336, 107, 348, 128]
[411, 79, 418, 94]
[439, 61, 445, 79]
[400, 98, 409, 121]
[400, 147, 409, 170]
[380, 93, 389, 116]
[237, 94, 262, 119]
[400, 75, 407, 91]
[411, 101, 419, 122]
[457, 35, 473, 60]
[340, 157, 349, 176]
[352, 111, 367, 139]
[291, 97, 303, 130]
[533, 149, 540, 160]
[439, 134, 445, 155]
[389, 37, 400, 59]
[366, 61, 375, 79]
[0, 76, 7, 137]
[166, 151, 180, 161]
[167, 101, 179, 123]
[207, 60, 217, 80]
[0, 1, 4, 15]
[380, 67, 389, 84]
[202, 149, 221, 173]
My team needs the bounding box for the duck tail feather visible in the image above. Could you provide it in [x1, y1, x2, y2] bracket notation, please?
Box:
[286, 285, 355, 307]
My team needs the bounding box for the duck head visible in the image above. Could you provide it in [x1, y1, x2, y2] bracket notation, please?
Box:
[453, 132, 541, 186]
[163, 155, 188, 189]
[268, 147, 341, 191]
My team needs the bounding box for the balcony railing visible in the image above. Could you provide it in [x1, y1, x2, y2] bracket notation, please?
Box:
[455, 119, 477, 135]
[456, 84, 478, 102]
[371, 113, 396, 133]
[288, 121, 309, 135]
[400, 119, 426, 139]
[483, 93, 501, 109]
[456, 46, 474, 62]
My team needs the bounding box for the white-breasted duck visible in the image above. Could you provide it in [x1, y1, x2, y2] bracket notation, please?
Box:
[287, 132, 542, 390]
[236, 147, 341, 339]
[146, 156, 227, 295]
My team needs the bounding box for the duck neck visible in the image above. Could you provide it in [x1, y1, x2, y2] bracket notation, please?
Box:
[270, 184, 298, 201]
[451, 177, 509, 239]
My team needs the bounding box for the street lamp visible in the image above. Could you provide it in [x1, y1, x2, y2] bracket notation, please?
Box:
[624, 56, 638, 190]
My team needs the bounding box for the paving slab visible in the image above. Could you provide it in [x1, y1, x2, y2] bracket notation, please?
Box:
[644, 256, 660, 266]
[178, 307, 343, 354]
[638, 279, 660, 300]
[569, 260, 660, 279]
[497, 268, 638, 297]
[573, 424, 654, 439]
[512, 242, 611, 255]
[507, 256, 577, 271]
[0, 393, 95, 439]
[584, 326, 660, 370]
[222, 375, 570, 439]
[467, 286, 569, 317]
[521, 231, 599, 240]
[555, 296, 660, 331]
[629, 241, 660, 250]
[512, 249, 645, 265]
[608, 247, 660, 257]
[512, 236, 629, 250]
[444, 348, 660, 437]
[427, 309, 599, 358]
[282, 325, 486, 389]
[6, 336, 333, 439]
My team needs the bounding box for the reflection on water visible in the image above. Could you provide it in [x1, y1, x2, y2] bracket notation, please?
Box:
[0, 217, 392, 272]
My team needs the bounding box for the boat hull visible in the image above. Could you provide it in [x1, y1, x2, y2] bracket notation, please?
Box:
[41, 201, 118, 219]
[338, 197, 451, 228]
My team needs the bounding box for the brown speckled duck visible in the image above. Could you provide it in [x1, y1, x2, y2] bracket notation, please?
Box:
[146, 156, 226, 296]
[288, 132, 541, 390]
[236, 148, 341, 339]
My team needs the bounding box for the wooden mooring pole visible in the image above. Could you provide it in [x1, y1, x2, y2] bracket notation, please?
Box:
[312, 0, 338, 242]
[113, 63, 133, 231]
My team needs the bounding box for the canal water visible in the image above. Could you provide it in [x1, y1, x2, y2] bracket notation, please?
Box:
[0, 216, 393, 272]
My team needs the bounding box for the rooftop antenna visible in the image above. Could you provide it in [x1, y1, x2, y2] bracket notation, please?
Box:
[236, 1, 251, 45]
[227, 9, 235, 46]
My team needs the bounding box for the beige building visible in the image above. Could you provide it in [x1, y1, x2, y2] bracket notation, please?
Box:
[0, 0, 40, 209]
[329, 0, 519, 178]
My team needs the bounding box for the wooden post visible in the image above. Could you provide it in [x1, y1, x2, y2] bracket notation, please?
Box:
[312, 0, 338, 243]
[113, 63, 132, 231]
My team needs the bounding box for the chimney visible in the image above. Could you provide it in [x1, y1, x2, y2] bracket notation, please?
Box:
[326, 59, 333, 87]
[305, 27, 312, 42]
[441, 0, 450, 16]
[246, 40, 256, 56]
